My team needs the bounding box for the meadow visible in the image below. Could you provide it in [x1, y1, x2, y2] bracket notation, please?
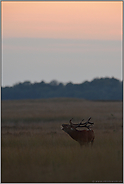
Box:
[1, 98, 123, 182]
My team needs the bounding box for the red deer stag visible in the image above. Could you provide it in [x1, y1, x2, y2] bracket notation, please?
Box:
[61, 117, 95, 146]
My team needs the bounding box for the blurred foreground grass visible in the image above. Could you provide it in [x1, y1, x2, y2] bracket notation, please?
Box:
[1, 98, 123, 182]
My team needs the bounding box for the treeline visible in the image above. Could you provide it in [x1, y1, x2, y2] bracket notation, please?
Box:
[1, 77, 123, 100]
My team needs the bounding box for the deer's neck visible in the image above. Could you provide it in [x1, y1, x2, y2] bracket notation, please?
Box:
[68, 129, 79, 141]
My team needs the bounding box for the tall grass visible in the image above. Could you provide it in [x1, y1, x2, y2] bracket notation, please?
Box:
[1, 99, 123, 182]
[2, 130, 122, 182]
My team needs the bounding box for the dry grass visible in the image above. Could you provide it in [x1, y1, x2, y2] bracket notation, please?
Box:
[1, 98, 123, 182]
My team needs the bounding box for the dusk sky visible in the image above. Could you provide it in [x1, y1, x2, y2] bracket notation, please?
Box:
[2, 1, 122, 87]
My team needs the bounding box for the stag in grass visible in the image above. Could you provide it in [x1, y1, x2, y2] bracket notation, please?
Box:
[61, 117, 95, 146]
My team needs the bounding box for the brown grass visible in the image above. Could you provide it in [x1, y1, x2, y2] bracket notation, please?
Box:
[1, 98, 123, 182]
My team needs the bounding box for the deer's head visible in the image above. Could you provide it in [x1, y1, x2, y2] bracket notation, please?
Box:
[61, 118, 76, 133]
[61, 117, 95, 146]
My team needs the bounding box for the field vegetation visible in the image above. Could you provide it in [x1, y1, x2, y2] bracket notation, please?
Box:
[1, 98, 123, 182]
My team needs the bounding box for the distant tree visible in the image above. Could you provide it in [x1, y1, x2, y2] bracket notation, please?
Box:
[1, 77, 123, 100]
[49, 80, 59, 86]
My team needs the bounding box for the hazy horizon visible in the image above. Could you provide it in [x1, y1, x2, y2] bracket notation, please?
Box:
[2, 75, 122, 88]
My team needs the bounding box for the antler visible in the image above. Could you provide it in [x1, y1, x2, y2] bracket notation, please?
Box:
[80, 117, 94, 129]
[85, 117, 94, 125]
[79, 117, 94, 129]
[69, 117, 94, 130]
[73, 119, 85, 128]
[69, 119, 84, 127]
[69, 118, 73, 126]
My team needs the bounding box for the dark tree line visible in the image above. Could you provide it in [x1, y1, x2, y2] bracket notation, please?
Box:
[1, 77, 123, 100]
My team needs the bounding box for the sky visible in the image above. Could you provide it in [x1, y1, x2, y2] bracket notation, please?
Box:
[1, 1, 123, 87]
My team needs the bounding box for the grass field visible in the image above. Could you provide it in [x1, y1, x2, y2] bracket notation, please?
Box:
[1, 98, 123, 182]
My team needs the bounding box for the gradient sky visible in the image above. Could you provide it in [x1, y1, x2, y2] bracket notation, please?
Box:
[2, 1, 122, 86]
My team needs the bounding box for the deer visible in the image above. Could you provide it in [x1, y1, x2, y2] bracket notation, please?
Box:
[61, 117, 95, 146]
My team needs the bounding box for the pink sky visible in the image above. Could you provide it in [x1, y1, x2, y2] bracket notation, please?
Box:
[2, 1, 122, 40]
[2, 1, 122, 86]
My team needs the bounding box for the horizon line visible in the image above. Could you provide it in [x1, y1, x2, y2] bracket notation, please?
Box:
[2, 76, 122, 88]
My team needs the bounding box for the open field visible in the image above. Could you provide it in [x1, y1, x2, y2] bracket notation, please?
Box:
[1, 98, 123, 182]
